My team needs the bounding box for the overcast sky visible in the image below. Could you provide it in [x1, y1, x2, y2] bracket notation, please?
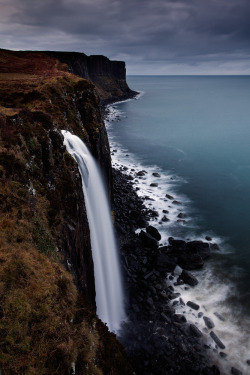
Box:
[1, 0, 250, 74]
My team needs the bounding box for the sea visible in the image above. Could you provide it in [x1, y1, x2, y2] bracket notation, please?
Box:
[105, 76, 250, 374]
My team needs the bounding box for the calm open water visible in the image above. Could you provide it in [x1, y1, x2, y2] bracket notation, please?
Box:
[106, 75, 250, 373]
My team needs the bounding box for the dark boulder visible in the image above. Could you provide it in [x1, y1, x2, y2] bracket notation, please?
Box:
[205, 236, 212, 241]
[165, 194, 174, 200]
[155, 253, 177, 272]
[146, 225, 161, 241]
[173, 200, 181, 205]
[136, 216, 148, 227]
[187, 301, 200, 310]
[161, 215, 169, 222]
[190, 324, 203, 338]
[210, 331, 225, 349]
[137, 170, 146, 176]
[177, 213, 185, 218]
[180, 270, 199, 286]
[214, 312, 226, 321]
[139, 230, 158, 248]
[203, 316, 215, 329]
[186, 240, 211, 260]
[168, 238, 186, 251]
[178, 253, 204, 270]
[150, 183, 158, 187]
[152, 172, 161, 177]
[173, 314, 187, 324]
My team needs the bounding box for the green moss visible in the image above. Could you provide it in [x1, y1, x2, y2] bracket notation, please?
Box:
[32, 217, 56, 257]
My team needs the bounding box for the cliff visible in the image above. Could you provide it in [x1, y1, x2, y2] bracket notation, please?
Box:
[46, 51, 137, 104]
[0, 49, 133, 374]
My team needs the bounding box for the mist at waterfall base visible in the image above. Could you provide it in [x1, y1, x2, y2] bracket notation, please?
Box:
[105, 76, 250, 373]
[62, 131, 124, 333]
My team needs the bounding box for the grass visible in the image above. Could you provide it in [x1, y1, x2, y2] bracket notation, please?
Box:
[0, 49, 134, 374]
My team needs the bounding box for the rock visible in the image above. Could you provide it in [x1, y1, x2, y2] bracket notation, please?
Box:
[214, 312, 226, 321]
[210, 331, 226, 349]
[205, 236, 212, 241]
[169, 292, 181, 300]
[146, 225, 161, 241]
[198, 312, 203, 318]
[161, 215, 169, 222]
[155, 254, 177, 272]
[203, 316, 215, 329]
[139, 230, 158, 248]
[165, 194, 174, 200]
[247, 359, 250, 366]
[167, 239, 211, 270]
[149, 210, 159, 217]
[231, 367, 243, 375]
[137, 170, 146, 176]
[132, 304, 140, 313]
[219, 352, 227, 358]
[177, 213, 185, 218]
[144, 271, 154, 280]
[173, 200, 181, 205]
[179, 298, 185, 306]
[115, 222, 127, 234]
[179, 253, 204, 270]
[152, 172, 161, 177]
[180, 270, 199, 286]
[190, 324, 203, 338]
[173, 314, 187, 324]
[161, 312, 171, 323]
[168, 238, 186, 249]
[162, 209, 169, 214]
[147, 297, 154, 307]
[150, 183, 158, 187]
[186, 241, 211, 260]
[187, 301, 200, 310]
[136, 216, 148, 227]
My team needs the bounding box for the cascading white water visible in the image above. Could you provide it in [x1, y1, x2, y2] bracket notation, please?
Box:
[62, 130, 124, 332]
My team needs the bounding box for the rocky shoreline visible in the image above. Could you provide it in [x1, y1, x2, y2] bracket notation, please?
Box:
[111, 166, 244, 375]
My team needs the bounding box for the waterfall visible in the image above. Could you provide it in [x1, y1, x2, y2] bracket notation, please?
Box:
[62, 130, 124, 332]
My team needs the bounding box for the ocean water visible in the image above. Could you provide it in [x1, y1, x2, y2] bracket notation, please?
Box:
[105, 76, 250, 374]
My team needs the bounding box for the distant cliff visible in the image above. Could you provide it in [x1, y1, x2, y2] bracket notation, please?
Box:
[47, 51, 137, 104]
[0, 49, 133, 375]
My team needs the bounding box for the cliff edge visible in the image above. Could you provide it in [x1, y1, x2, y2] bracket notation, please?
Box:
[0, 49, 133, 374]
[47, 51, 137, 104]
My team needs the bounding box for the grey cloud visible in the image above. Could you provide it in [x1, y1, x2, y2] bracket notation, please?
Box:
[1, 0, 250, 73]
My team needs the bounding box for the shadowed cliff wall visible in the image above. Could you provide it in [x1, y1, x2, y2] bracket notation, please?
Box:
[0, 48, 134, 375]
[47, 51, 137, 104]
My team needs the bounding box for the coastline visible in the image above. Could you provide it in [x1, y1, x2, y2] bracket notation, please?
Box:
[111, 165, 221, 375]
[105, 100, 248, 375]
[105, 104, 222, 374]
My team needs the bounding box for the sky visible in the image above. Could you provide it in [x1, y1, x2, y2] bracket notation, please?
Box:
[1, 0, 250, 75]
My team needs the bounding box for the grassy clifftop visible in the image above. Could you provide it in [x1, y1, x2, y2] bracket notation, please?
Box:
[0, 49, 133, 375]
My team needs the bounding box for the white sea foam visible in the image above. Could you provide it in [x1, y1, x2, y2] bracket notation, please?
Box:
[173, 267, 250, 375]
[105, 103, 250, 374]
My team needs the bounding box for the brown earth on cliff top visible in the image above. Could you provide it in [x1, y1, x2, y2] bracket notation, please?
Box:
[0, 49, 133, 375]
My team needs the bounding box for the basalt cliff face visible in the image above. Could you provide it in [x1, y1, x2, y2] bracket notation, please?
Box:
[47, 51, 137, 104]
[0, 49, 134, 374]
